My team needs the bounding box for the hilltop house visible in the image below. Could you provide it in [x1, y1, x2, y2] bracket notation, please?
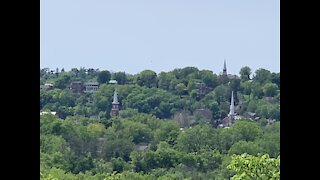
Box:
[84, 82, 99, 93]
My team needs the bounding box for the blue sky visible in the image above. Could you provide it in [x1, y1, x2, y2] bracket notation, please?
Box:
[40, 0, 279, 75]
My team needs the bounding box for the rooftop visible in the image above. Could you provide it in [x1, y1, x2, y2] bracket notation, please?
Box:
[84, 82, 99, 85]
[109, 80, 118, 84]
[40, 111, 57, 116]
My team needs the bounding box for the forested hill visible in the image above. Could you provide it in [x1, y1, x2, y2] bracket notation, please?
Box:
[40, 66, 279, 121]
[40, 66, 280, 179]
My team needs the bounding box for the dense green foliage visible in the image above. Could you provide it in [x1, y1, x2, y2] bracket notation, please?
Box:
[227, 153, 280, 179]
[40, 66, 280, 179]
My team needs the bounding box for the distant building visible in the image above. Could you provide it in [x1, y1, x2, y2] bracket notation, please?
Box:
[111, 90, 120, 117]
[221, 60, 240, 79]
[70, 81, 84, 92]
[229, 91, 235, 117]
[195, 82, 213, 96]
[90, 115, 100, 119]
[173, 110, 192, 128]
[263, 96, 277, 103]
[227, 74, 239, 79]
[266, 119, 276, 125]
[40, 83, 54, 90]
[193, 109, 213, 120]
[40, 111, 57, 116]
[217, 91, 236, 128]
[109, 80, 118, 84]
[223, 60, 227, 76]
[45, 83, 54, 88]
[84, 82, 99, 93]
[241, 112, 260, 121]
[217, 118, 233, 128]
[135, 143, 148, 152]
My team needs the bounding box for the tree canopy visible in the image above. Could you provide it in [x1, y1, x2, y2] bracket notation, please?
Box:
[40, 66, 280, 179]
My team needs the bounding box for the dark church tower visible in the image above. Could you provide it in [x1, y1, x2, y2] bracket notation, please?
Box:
[111, 90, 119, 117]
[223, 59, 227, 76]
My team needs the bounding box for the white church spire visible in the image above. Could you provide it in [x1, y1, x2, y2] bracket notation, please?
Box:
[112, 90, 119, 104]
[229, 91, 235, 116]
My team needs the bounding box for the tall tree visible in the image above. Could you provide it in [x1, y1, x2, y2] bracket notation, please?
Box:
[263, 82, 279, 97]
[176, 124, 219, 153]
[54, 74, 71, 89]
[199, 70, 218, 89]
[112, 72, 127, 85]
[239, 66, 252, 81]
[97, 70, 111, 84]
[254, 68, 271, 84]
[136, 70, 157, 88]
[181, 67, 199, 79]
[157, 72, 176, 90]
[175, 83, 187, 95]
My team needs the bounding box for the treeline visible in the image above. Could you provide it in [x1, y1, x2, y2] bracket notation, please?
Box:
[41, 114, 280, 179]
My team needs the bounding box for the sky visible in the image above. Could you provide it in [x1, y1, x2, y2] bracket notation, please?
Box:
[40, 0, 279, 75]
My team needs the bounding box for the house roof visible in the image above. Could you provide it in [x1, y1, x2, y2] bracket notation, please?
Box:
[136, 143, 149, 151]
[40, 111, 56, 115]
[109, 80, 118, 84]
[44, 83, 54, 86]
[84, 82, 99, 85]
[71, 81, 83, 84]
[247, 112, 256, 116]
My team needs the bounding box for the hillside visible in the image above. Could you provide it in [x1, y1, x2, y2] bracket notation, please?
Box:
[40, 66, 280, 179]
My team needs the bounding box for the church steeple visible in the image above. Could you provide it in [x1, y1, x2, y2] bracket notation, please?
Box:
[111, 90, 119, 117]
[229, 91, 235, 118]
[113, 90, 118, 104]
[223, 59, 227, 76]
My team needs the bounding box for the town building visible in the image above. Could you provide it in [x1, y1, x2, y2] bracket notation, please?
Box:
[40, 83, 54, 90]
[109, 80, 118, 84]
[84, 82, 99, 93]
[40, 111, 57, 116]
[221, 60, 240, 79]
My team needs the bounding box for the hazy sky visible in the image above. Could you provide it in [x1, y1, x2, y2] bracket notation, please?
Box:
[40, 0, 279, 75]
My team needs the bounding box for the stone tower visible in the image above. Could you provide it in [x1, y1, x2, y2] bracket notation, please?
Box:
[223, 59, 227, 76]
[111, 90, 119, 117]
